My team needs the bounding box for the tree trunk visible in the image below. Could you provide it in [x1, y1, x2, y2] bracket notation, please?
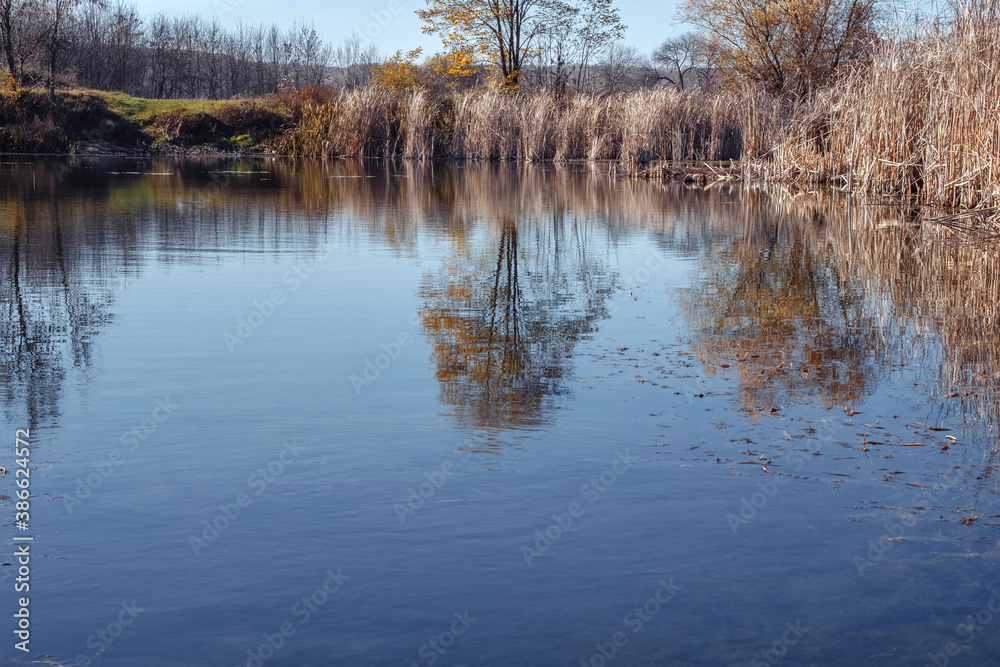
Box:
[3, 38, 14, 81]
[1, 2, 16, 78]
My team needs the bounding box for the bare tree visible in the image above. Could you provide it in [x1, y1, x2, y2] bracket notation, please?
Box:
[593, 42, 646, 95]
[0, 0, 30, 77]
[526, 21, 576, 93]
[145, 13, 170, 97]
[202, 16, 223, 98]
[37, 0, 87, 95]
[695, 38, 723, 89]
[289, 20, 329, 87]
[571, 0, 626, 88]
[70, 1, 145, 91]
[3, 0, 40, 81]
[332, 32, 378, 90]
[652, 32, 702, 90]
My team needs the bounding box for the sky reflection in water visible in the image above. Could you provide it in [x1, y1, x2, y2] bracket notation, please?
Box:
[0, 158, 998, 666]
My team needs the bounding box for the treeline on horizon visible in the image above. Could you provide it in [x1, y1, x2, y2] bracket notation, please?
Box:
[1, 0, 999, 215]
[0, 0, 684, 99]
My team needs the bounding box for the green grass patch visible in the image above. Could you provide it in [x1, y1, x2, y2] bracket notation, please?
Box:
[66, 89, 228, 126]
[43, 88, 291, 152]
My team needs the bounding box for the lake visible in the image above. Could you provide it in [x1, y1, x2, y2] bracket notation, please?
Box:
[1, 158, 998, 666]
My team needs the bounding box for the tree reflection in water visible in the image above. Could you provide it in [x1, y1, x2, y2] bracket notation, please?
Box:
[678, 186, 1000, 438]
[420, 215, 616, 430]
[1, 195, 116, 429]
[678, 190, 888, 415]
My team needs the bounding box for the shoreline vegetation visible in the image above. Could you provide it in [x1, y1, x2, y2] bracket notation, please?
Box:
[1, 2, 998, 229]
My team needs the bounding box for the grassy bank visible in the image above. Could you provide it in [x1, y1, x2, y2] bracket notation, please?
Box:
[0, 89, 287, 154]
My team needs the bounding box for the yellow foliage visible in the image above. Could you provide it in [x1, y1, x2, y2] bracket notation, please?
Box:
[370, 49, 427, 93]
[426, 49, 478, 90]
[3, 71, 22, 102]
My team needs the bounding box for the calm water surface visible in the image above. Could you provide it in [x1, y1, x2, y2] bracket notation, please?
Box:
[1, 159, 999, 666]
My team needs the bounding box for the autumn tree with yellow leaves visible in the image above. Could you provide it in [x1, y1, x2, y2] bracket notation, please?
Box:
[417, 0, 624, 91]
[426, 48, 480, 90]
[371, 48, 427, 92]
[677, 0, 879, 95]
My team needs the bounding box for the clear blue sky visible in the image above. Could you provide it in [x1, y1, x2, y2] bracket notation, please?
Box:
[136, 0, 686, 55]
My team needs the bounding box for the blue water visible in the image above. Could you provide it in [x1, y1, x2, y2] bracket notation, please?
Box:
[0, 159, 998, 666]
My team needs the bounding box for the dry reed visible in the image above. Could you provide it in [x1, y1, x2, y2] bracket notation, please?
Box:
[281, 87, 743, 164]
[747, 0, 1000, 212]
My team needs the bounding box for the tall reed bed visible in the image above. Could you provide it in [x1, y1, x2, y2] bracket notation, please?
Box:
[748, 0, 1000, 210]
[280, 87, 743, 164]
